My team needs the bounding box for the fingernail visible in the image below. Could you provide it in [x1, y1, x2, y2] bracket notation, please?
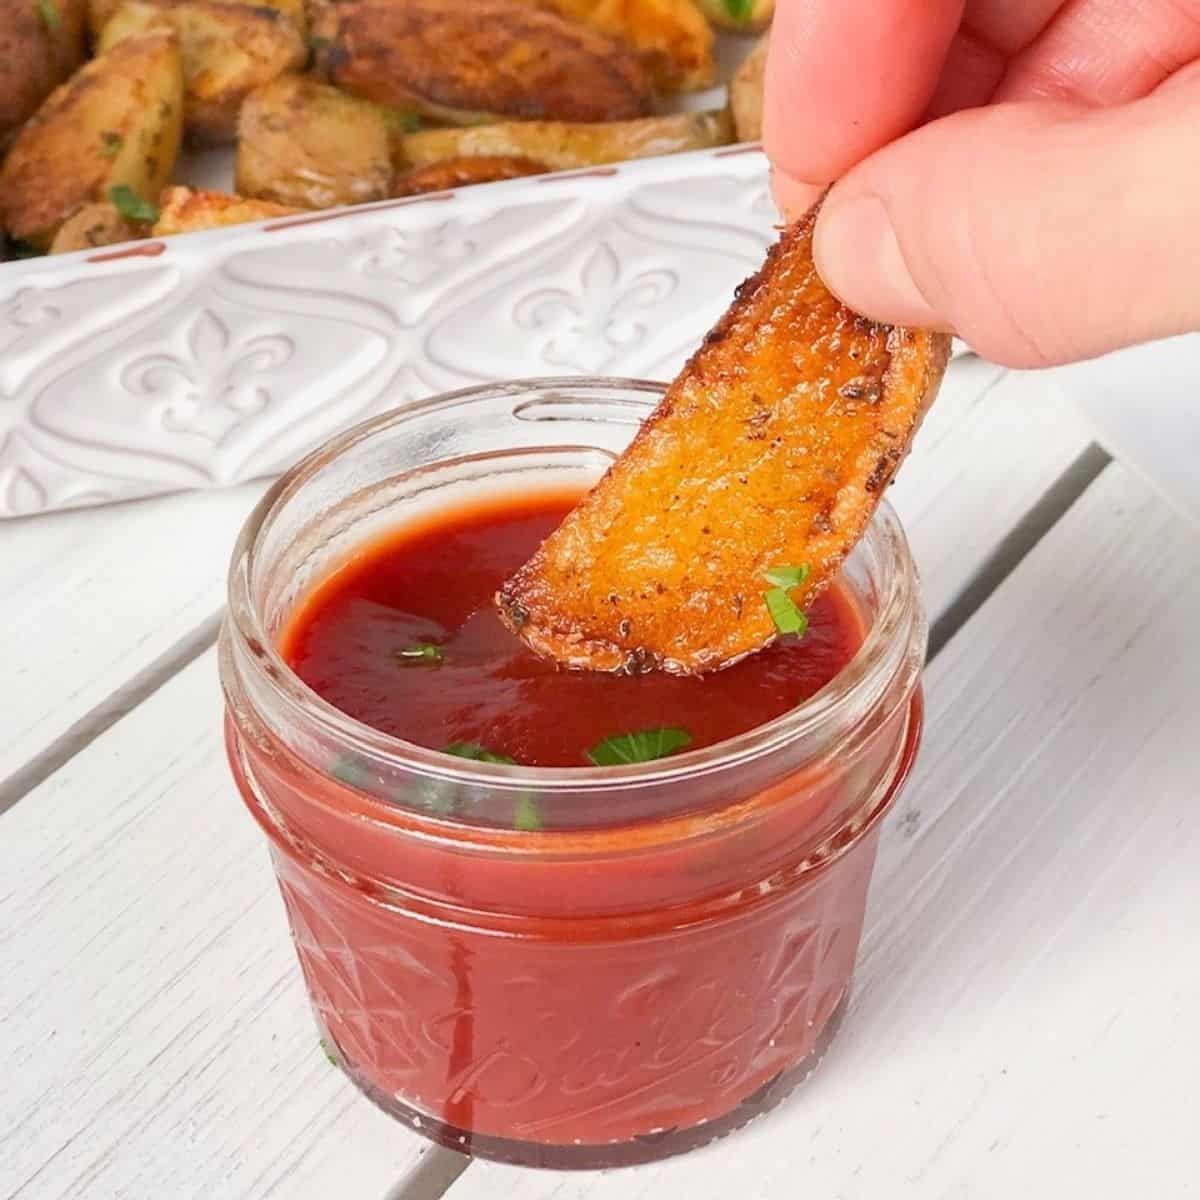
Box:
[770, 169, 825, 224]
[814, 193, 939, 326]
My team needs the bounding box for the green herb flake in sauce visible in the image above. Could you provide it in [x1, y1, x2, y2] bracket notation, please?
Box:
[100, 132, 124, 159]
[108, 185, 159, 224]
[319, 1037, 338, 1066]
[442, 742, 516, 766]
[587, 727, 692, 767]
[763, 587, 809, 636]
[396, 642, 443, 666]
[723, 0, 754, 22]
[383, 108, 422, 134]
[514, 793, 543, 831]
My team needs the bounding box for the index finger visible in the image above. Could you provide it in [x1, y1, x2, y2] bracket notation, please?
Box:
[764, 0, 963, 195]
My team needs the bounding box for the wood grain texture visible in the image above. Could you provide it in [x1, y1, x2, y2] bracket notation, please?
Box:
[0, 481, 266, 783]
[440, 464, 1200, 1198]
[0, 654, 436, 1200]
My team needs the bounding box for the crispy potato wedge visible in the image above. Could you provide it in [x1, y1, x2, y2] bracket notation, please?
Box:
[400, 109, 731, 172]
[529, 0, 714, 93]
[729, 31, 766, 141]
[99, 0, 306, 144]
[392, 155, 548, 196]
[0, 32, 183, 248]
[88, 0, 306, 37]
[153, 184, 297, 232]
[0, 0, 88, 144]
[694, 0, 772, 32]
[47, 201, 147, 253]
[497, 207, 951, 674]
[320, 0, 652, 124]
[236, 75, 392, 208]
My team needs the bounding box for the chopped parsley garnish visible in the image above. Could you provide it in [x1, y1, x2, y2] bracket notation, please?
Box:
[722, 0, 754, 22]
[443, 742, 516, 765]
[100, 132, 124, 159]
[514, 793, 542, 831]
[330, 754, 373, 789]
[763, 563, 811, 636]
[306, 34, 330, 56]
[587, 727, 692, 766]
[763, 563, 811, 590]
[108, 185, 158, 224]
[35, 0, 60, 31]
[319, 1037, 338, 1066]
[396, 642, 443, 666]
[384, 108, 422, 134]
[764, 587, 808, 636]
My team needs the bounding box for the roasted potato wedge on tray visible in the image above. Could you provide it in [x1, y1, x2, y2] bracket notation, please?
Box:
[401, 109, 731, 172]
[729, 31, 766, 141]
[153, 184, 298, 233]
[695, 0, 773, 33]
[497, 205, 951, 675]
[529, 0, 714, 93]
[392, 154, 548, 195]
[317, 0, 653, 124]
[236, 75, 392, 208]
[0, 31, 183, 248]
[0, 0, 87, 144]
[99, 0, 306, 145]
[47, 201, 147, 253]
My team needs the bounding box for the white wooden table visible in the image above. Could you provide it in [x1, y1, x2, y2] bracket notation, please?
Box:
[2, 356, 1197, 1200]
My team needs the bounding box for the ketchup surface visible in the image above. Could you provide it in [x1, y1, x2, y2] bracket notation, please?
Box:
[282, 490, 864, 766]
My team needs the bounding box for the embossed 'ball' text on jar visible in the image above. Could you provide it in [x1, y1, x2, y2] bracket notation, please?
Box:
[218, 379, 927, 1169]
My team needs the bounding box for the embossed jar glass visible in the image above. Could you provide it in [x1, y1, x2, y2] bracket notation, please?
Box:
[219, 379, 927, 1169]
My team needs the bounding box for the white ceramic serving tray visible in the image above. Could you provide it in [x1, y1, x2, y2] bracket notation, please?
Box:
[0, 144, 782, 518]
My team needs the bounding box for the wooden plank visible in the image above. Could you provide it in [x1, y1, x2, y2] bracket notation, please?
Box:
[0, 654, 440, 1200]
[438, 464, 1200, 1198]
[0, 482, 267, 783]
[0, 359, 1086, 788]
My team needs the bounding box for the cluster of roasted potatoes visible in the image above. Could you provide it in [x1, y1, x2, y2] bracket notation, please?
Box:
[0, 0, 772, 259]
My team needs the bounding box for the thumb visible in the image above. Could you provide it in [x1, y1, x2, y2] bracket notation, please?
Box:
[812, 69, 1200, 367]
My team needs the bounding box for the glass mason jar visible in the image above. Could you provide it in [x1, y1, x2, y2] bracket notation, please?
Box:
[219, 379, 927, 1169]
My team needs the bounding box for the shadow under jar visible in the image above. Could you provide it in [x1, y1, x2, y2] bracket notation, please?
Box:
[219, 378, 927, 1169]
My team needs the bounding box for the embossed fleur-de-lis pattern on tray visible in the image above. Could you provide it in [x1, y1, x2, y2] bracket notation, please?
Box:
[272, 826, 876, 1146]
[0, 150, 775, 517]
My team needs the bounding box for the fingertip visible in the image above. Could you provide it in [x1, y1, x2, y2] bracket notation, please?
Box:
[770, 169, 824, 224]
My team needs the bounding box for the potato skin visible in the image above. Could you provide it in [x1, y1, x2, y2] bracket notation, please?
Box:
[99, 0, 306, 145]
[530, 0, 714, 93]
[694, 0, 772, 33]
[236, 74, 392, 208]
[0, 0, 88, 145]
[322, 0, 653, 124]
[497, 208, 951, 675]
[401, 109, 730, 173]
[152, 184, 297, 232]
[392, 154, 548, 196]
[0, 32, 183, 247]
[729, 31, 766, 141]
[47, 201, 146, 253]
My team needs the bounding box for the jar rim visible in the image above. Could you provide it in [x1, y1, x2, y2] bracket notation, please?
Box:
[224, 377, 923, 800]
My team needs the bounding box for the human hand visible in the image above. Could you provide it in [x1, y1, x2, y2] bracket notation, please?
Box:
[764, 0, 1200, 366]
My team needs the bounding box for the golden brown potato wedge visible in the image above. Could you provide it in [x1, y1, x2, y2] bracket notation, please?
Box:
[0, 32, 183, 248]
[392, 155, 548, 196]
[694, 0, 772, 32]
[99, 0, 306, 144]
[400, 109, 731, 172]
[320, 0, 652, 124]
[236, 75, 392, 208]
[47, 201, 147, 253]
[89, 0, 306, 37]
[529, 0, 714, 93]
[0, 0, 88, 144]
[729, 31, 766, 141]
[497, 207, 951, 675]
[153, 184, 298, 233]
